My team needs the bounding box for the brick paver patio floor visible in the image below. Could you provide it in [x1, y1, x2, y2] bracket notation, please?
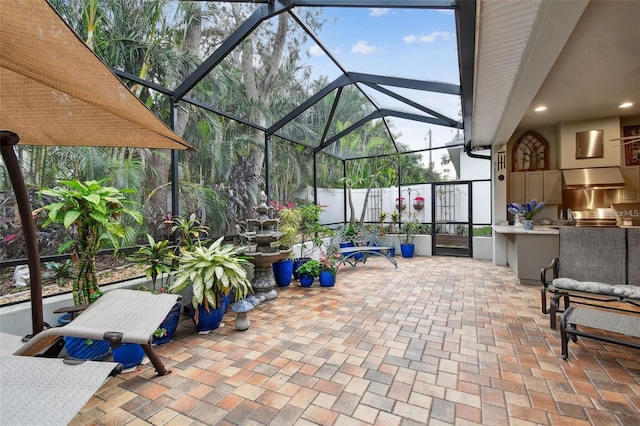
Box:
[71, 256, 640, 425]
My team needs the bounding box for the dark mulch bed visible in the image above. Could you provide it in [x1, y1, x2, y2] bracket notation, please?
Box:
[0, 255, 145, 305]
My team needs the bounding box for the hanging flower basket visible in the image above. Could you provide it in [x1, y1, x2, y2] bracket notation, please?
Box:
[413, 196, 425, 211]
[396, 197, 406, 211]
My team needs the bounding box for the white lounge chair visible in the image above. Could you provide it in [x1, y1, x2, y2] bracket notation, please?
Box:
[12, 289, 181, 376]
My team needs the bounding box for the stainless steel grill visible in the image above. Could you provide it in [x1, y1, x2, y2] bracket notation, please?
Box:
[571, 208, 618, 227]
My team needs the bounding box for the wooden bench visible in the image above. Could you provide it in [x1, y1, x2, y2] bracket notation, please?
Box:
[339, 246, 397, 268]
[560, 306, 640, 360]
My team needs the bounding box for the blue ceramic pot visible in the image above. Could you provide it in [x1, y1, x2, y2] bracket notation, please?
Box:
[63, 336, 111, 361]
[113, 343, 145, 369]
[59, 313, 111, 361]
[299, 274, 314, 287]
[319, 270, 336, 287]
[387, 247, 396, 257]
[272, 259, 294, 287]
[194, 302, 226, 332]
[152, 302, 181, 345]
[340, 242, 364, 260]
[293, 257, 311, 280]
[400, 243, 415, 258]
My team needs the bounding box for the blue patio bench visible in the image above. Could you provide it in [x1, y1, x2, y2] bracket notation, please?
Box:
[332, 224, 397, 268]
[339, 245, 397, 268]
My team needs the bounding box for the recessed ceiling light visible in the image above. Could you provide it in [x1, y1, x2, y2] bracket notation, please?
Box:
[619, 102, 633, 108]
[534, 106, 547, 112]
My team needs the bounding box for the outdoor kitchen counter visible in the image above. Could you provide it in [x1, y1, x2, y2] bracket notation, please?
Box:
[492, 225, 560, 235]
[493, 225, 560, 285]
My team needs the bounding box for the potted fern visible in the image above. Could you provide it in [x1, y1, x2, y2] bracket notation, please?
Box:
[167, 237, 253, 332]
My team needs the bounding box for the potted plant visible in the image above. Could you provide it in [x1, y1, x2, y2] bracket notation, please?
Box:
[167, 237, 253, 332]
[396, 197, 406, 211]
[40, 179, 142, 360]
[390, 211, 400, 233]
[400, 216, 421, 258]
[272, 206, 301, 287]
[508, 200, 545, 230]
[295, 259, 320, 287]
[378, 211, 388, 230]
[168, 213, 210, 250]
[165, 213, 211, 316]
[128, 234, 181, 344]
[318, 248, 341, 287]
[413, 196, 425, 211]
[294, 202, 332, 279]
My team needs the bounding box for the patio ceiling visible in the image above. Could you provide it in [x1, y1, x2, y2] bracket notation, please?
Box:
[472, 0, 640, 148]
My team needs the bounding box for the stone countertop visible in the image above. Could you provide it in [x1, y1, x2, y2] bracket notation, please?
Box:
[492, 225, 560, 235]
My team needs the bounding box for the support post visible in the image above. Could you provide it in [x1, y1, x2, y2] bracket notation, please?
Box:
[313, 152, 318, 203]
[170, 100, 180, 220]
[0, 131, 44, 335]
[265, 134, 271, 200]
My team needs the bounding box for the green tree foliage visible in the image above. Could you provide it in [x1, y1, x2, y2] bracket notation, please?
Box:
[1, 0, 451, 260]
[39, 179, 142, 305]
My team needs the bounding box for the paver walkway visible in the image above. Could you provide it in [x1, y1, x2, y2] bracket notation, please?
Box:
[71, 256, 640, 425]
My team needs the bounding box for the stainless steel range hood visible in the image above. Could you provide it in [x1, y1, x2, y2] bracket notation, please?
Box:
[562, 167, 625, 189]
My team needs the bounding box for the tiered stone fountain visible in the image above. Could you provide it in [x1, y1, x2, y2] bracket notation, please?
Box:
[241, 191, 291, 301]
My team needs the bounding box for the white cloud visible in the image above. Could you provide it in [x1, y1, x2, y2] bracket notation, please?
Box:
[403, 31, 452, 44]
[369, 8, 389, 17]
[351, 40, 377, 55]
[309, 44, 325, 57]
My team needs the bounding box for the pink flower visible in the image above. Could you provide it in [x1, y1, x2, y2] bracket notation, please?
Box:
[414, 196, 425, 202]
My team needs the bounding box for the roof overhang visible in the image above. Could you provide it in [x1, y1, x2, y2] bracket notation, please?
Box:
[472, 0, 640, 149]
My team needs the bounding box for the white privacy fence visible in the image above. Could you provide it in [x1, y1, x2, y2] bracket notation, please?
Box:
[307, 181, 491, 228]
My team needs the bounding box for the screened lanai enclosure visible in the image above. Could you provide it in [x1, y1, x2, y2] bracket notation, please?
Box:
[1, 0, 491, 267]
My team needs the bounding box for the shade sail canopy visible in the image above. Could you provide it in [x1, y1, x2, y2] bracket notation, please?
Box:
[0, 0, 194, 150]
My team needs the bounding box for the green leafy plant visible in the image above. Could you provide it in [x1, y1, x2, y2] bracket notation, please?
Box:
[319, 248, 341, 274]
[338, 223, 360, 245]
[473, 226, 492, 237]
[128, 234, 175, 291]
[295, 259, 321, 277]
[167, 213, 209, 250]
[401, 215, 422, 245]
[278, 207, 301, 250]
[167, 237, 252, 325]
[153, 327, 168, 339]
[378, 211, 387, 224]
[297, 202, 333, 258]
[44, 260, 74, 286]
[390, 211, 400, 232]
[39, 179, 142, 305]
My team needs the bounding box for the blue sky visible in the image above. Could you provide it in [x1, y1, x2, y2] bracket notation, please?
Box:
[298, 6, 462, 173]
